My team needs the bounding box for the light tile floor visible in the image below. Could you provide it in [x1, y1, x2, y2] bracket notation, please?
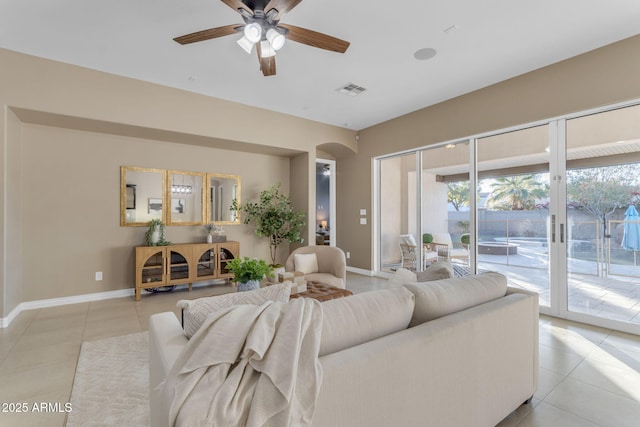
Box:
[0, 273, 639, 426]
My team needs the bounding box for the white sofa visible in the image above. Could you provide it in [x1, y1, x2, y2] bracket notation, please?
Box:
[149, 273, 538, 427]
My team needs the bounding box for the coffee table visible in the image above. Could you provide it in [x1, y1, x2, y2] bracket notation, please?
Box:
[289, 281, 353, 302]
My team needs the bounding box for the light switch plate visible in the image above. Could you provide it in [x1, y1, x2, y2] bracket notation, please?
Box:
[360, 209, 367, 216]
[360, 218, 367, 225]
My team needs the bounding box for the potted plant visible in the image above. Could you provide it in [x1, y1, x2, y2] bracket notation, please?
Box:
[231, 183, 306, 267]
[460, 233, 471, 248]
[225, 257, 273, 291]
[145, 219, 170, 246]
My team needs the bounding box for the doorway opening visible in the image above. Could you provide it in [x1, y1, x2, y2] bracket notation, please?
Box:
[316, 159, 336, 246]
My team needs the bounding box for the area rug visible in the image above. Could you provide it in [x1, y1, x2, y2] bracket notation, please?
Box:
[453, 264, 471, 277]
[67, 332, 149, 426]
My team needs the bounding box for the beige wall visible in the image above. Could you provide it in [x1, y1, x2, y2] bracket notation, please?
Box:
[0, 48, 356, 317]
[3, 108, 23, 314]
[339, 34, 640, 270]
[289, 153, 312, 254]
[20, 124, 291, 302]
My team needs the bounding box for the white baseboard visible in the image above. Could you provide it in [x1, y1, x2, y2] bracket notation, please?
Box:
[0, 281, 229, 329]
[346, 266, 375, 276]
[1, 288, 134, 328]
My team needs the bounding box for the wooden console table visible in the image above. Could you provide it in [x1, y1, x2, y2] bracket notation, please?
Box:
[134, 241, 239, 300]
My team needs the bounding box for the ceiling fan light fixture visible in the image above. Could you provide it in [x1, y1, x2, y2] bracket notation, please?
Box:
[259, 40, 276, 58]
[237, 35, 255, 54]
[243, 22, 262, 43]
[174, 0, 350, 76]
[266, 28, 285, 50]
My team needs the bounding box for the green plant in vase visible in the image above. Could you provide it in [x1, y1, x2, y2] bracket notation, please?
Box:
[225, 257, 273, 291]
[145, 219, 170, 246]
[460, 233, 471, 248]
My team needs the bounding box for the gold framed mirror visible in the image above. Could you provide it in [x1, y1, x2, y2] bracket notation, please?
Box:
[167, 170, 206, 226]
[207, 173, 241, 224]
[121, 166, 166, 226]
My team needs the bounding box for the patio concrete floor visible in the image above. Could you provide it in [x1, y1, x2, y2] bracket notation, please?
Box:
[478, 244, 640, 325]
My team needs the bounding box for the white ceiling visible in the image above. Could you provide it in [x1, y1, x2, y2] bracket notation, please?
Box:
[1, 0, 639, 130]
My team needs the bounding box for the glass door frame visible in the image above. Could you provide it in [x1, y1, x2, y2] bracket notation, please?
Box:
[549, 119, 568, 319]
[556, 111, 640, 335]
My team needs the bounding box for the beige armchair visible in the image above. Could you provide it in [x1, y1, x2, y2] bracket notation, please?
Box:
[285, 246, 347, 289]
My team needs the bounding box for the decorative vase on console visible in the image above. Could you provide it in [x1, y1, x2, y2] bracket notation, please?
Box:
[203, 223, 215, 244]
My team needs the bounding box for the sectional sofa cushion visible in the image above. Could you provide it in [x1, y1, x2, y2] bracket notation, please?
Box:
[388, 261, 454, 288]
[318, 287, 415, 356]
[387, 268, 417, 287]
[177, 282, 292, 338]
[415, 261, 454, 282]
[403, 272, 507, 327]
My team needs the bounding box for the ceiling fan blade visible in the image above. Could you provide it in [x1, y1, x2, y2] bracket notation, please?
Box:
[256, 44, 277, 76]
[220, 0, 253, 15]
[279, 24, 349, 53]
[265, 0, 303, 19]
[174, 24, 242, 45]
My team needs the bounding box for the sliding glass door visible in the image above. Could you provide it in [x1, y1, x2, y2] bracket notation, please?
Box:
[378, 153, 418, 273]
[375, 101, 640, 333]
[476, 125, 552, 308]
[420, 142, 471, 273]
[564, 105, 640, 328]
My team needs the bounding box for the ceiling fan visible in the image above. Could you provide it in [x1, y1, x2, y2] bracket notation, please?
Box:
[173, 0, 350, 76]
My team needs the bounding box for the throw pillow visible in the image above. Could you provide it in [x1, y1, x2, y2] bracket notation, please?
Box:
[294, 253, 319, 274]
[415, 261, 454, 282]
[403, 272, 507, 327]
[319, 287, 415, 356]
[387, 268, 417, 287]
[177, 281, 292, 338]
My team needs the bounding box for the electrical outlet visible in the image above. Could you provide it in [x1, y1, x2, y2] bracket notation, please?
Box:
[346, 251, 351, 259]
[95, 272, 103, 281]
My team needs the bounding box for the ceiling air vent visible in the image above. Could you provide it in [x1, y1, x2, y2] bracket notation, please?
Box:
[336, 83, 367, 97]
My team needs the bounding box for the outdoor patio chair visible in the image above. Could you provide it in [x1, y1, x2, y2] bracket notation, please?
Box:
[431, 232, 470, 266]
[399, 234, 438, 270]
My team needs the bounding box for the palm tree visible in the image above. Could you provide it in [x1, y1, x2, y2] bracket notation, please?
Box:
[487, 175, 548, 210]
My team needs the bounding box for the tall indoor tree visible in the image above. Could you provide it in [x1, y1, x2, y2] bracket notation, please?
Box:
[231, 183, 306, 266]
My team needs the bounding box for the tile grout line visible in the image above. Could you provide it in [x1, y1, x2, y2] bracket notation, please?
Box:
[66, 303, 91, 427]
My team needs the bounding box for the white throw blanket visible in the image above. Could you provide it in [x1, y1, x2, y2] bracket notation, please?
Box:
[162, 298, 324, 427]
